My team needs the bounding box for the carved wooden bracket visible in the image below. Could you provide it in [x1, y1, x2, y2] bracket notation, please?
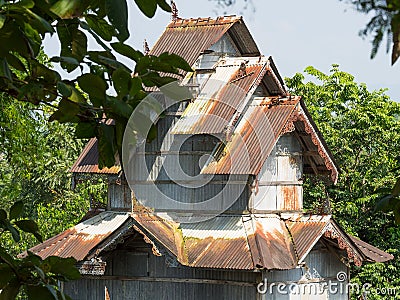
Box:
[324, 223, 363, 267]
[281, 110, 338, 183]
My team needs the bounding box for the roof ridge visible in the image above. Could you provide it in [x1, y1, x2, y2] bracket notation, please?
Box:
[167, 16, 241, 28]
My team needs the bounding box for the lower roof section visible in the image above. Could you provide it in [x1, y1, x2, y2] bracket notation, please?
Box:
[26, 211, 393, 271]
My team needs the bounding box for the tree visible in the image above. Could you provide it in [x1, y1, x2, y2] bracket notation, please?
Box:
[0, 0, 192, 170]
[339, 0, 400, 65]
[0, 201, 80, 300]
[286, 65, 400, 299]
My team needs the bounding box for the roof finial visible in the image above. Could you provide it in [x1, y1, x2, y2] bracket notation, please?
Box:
[143, 39, 150, 55]
[170, 0, 178, 21]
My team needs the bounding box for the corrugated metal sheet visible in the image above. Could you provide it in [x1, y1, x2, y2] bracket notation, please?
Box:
[201, 97, 300, 175]
[285, 215, 331, 261]
[27, 211, 130, 260]
[133, 213, 298, 270]
[244, 215, 297, 269]
[172, 57, 269, 135]
[149, 16, 260, 67]
[28, 212, 393, 269]
[70, 138, 121, 174]
[349, 235, 394, 263]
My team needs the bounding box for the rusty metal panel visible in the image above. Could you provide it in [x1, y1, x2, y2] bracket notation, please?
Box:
[149, 16, 260, 67]
[172, 57, 268, 135]
[285, 215, 330, 262]
[277, 185, 301, 211]
[202, 97, 300, 175]
[349, 235, 394, 263]
[244, 215, 297, 270]
[27, 212, 130, 260]
[107, 177, 132, 210]
[70, 138, 121, 174]
[181, 216, 253, 270]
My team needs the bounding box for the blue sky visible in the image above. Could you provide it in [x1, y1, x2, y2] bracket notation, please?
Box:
[44, 0, 399, 100]
[130, 0, 399, 101]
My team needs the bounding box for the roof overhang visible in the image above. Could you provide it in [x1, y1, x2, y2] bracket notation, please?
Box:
[26, 212, 393, 273]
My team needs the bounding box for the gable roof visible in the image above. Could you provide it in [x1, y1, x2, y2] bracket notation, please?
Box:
[171, 56, 286, 135]
[27, 212, 393, 271]
[149, 16, 260, 67]
[70, 138, 121, 174]
[24, 211, 130, 261]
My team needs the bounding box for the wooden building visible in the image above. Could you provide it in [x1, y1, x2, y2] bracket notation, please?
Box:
[29, 16, 393, 300]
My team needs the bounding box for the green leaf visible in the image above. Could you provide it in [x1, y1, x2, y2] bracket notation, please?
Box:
[129, 77, 142, 97]
[391, 177, 400, 196]
[57, 22, 87, 70]
[97, 122, 116, 168]
[0, 209, 7, 220]
[159, 52, 193, 72]
[0, 278, 21, 300]
[14, 219, 39, 234]
[111, 42, 144, 62]
[16, 0, 34, 9]
[105, 96, 133, 119]
[49, 98, 80, 123]
[156, 0, 171, 12]
[57, 81, 72, 97]
[50, 0, 90, 18]
[75, 122, 96, 139]
[79, 20, 111, 52]
[0, 58, 12, 81]
[134, 0, 157, 18]
[26, 284, 57, 300]
[0, 264, 14, 289]
[9, 201, 23, 220]
[25, 8, 54, 34]
[6, 223, 20, 242]
[147, 123, 157, 142]
[77, 73, 107, 107]
[0, 14, 6, 29]
[31, 61, 61, 84]
[0, 247, 15, 269]
[85, 14, 116, 42]
[105, 0, 129, 42]
[99, 55, 130, 72]
[45, 256, 80, 280]
[51, 56, 79, 67]
[112, 68, 132, 99]
[5, 53, 26, 72]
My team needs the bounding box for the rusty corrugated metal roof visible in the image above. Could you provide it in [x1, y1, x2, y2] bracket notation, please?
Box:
[149, 16, 260, 67]
[70, 138, 121, 174]
[133, 213, 298, 270]
[201, 96, 300, 175]
[27, 212, 393, 269]
[349, 235, 394, 263]
[172, 56, 286, 136]
[285, 215, 331, 261]
[244, 215, 297, 269]
[27, 211, 130, 260]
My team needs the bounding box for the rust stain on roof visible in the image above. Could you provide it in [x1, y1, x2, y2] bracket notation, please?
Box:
[285, 215, 330, 261]
[349, 235, 394, 263]
[150, 16, 260, 67]
[201, 97, 300, 175]
[70, 138, 121, 174]
[27, 212, 393, 269]
[26, 212, 130, 261]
